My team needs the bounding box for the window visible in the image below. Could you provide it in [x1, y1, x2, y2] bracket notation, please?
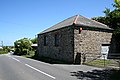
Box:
[44, 36, 47, 46]
[54, 34, 59, 46]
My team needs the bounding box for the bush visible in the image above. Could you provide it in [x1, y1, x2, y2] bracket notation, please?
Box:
[14, 38, 32, 55]
[0, 50, 7, 54]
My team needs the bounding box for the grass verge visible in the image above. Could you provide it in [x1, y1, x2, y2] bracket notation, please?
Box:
[22, 51, 35, 58]
[85, 59, 114, 68]
[0, 51, 7, 54]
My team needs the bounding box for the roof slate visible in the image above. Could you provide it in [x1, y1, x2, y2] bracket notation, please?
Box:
[39, 14, 112, 34]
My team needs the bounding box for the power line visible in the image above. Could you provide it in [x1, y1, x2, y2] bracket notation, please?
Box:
[0, 19, 34, 27]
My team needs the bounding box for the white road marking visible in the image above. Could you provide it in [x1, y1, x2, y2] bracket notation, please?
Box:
[5, 55, 56, 79]
[14, 56, 53, 66]
[5, 54, 21, 63]
[25, 64, 56, 79]
[11, 57, 21, 62]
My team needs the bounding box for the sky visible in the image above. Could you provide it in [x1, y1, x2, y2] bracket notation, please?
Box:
[0, 0, 114, 46]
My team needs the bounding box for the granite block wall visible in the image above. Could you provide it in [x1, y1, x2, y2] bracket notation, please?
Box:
[38, 27, 74, 63]
[74, 27, 112, 64]
[38, 26, 113, 64]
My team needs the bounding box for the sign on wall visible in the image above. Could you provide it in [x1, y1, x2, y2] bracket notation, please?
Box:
[101, 45, 110, 59]
[101, 46, 109, 54]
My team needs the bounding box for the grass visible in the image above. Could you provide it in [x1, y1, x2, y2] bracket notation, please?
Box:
[34, 56, 67, 64]
[22, 51, 35, 58]
[0, 50, 8, 54]
[21, 50, 67, 64]
[85, 59, 113, 68]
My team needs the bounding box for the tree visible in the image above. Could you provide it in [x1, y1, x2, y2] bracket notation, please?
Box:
[14, 38, 32, 55]
[113, 0, 120, 9]
[91, 16, 107, 25]
[3, 46, 10, 52]
[31, 37, 38, 44]
[103, 8, 111, 16]
[92, 0, 120, 29]
[92, 0, 120, 52]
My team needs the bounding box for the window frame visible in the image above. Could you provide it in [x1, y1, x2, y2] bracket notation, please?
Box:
[44, 35, 47, 46]
[54, 34, 59, 47]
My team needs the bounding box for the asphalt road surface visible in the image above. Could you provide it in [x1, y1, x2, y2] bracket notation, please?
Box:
[0, 54, 102, 80]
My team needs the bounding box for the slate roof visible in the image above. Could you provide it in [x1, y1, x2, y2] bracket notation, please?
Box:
[39, 14, 112, 34]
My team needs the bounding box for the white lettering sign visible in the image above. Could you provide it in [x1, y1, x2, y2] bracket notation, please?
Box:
[101, 46, 109, 54]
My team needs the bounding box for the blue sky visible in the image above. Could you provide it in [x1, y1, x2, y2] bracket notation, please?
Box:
[0, 0, 114, 46]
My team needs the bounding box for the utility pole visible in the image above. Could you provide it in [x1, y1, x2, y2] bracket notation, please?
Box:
[1, 41, 3, 47]
[35, 35, 37, 38]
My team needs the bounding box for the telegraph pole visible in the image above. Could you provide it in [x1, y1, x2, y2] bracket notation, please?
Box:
[1, 41, 3, 47]
[35, 35, 37, 38]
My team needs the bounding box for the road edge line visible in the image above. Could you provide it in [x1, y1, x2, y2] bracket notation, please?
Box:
[25, 64, 56, 79]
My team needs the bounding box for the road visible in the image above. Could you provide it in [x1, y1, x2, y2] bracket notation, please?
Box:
[0, 54, 102, 80]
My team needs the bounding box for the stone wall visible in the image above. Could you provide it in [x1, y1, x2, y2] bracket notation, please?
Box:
[38, 27, 74, 63]
[74, 27, 113, 64]
[38, 26, 113, 64]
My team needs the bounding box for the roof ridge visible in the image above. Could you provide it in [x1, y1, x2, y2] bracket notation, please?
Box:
[39, 14, 112, 34]
[50, 15, 77, 27]
[76, 14, 111, 29]
[39, 15, 77, 34]
[90, 18, 108, 27]
[79, 14, 108, 27]
[73, 14, 79, 24]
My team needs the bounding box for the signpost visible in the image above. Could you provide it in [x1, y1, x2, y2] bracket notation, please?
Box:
[101, 45, 110, 67]
[101, 46, 109, 59]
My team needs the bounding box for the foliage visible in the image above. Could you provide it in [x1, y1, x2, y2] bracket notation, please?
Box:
[92, 0, 120, 52]
[92, 16, 107, 25]
[92, 0, 120, 31]
[85, 59, 111, 67]
[107, 10, 120, 29]
[103, 8, 111, 16]
[113, 0, 120, 9]
[0, 46, 12, 54]
[22, 51, 35, 58]
[0, 51, 7, 54]
[14, 38, 32, 55]
[3, 46, 11, 52]
[30, 37, 38, 44]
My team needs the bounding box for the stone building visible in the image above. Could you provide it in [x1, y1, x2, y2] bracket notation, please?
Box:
[38, 14, 113, 64]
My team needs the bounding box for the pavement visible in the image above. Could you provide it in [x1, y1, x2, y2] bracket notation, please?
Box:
[0, 54, 103, 80]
